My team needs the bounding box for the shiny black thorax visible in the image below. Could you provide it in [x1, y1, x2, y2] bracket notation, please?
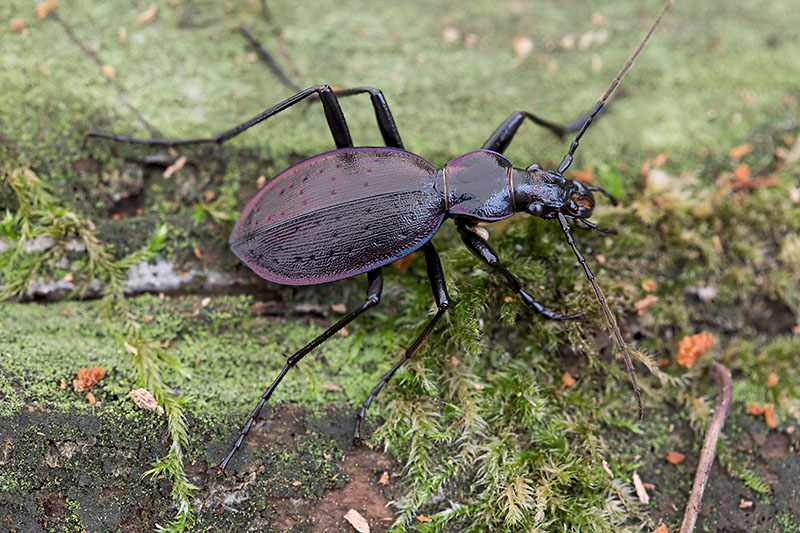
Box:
[440, 150, 573, 223]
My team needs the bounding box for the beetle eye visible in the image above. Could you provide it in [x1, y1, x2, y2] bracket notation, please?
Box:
[527, 204, 543, 217]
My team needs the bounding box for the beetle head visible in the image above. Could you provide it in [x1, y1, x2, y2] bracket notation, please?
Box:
[518, 167, 596, 221]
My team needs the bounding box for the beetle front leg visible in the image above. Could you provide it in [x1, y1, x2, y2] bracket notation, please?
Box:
[353, 242, 450, 443]
[456, 223, 582, 321]
[481, 106, 608, 155]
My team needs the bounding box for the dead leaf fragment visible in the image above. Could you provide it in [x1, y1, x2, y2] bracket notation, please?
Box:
[733, 163, 750, 183]
[510, 35, 534, 67]
[561, 372, 576, 387]
[323, 384, 343, 392]
[73, 367, 105, 392]
[746, 404, 765, 415]
[731, 175, 781, 192]
[331, 303, 347, 313]
[739, 498, 753, 509]
[641, 278, 657, 292]
[729, 143, 754, 159]
[632, 471, 649, 504]
[653, 151, 669, 167]
[676, 332, 713, 368]
[416, 515, 432, 523]
[634, 294, 658, 315]
[137, 4, 158, 25]
[590, 13, 607, 26]
[764, 404, 777, 428]
[127, 388, 164, 415]
[163, 155, 187, 178]
[766, 372, 778, 387]
[36, 0, 58, 19]
[101, 64, 116, 80]
[656, 524, 668, 533]
[343, 509, 370, 533]
[601, 459, 614, 479]
[10, 18, 24, 32]
[86, 392, 96, 404]
[442, 27, 459, 44]
[665, 451, 685, 464]
[378, 471, 389, 485]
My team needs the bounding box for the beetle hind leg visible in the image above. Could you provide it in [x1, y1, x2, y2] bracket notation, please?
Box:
[457, 223, 583, 321]
[353, 242, 449, 443]
[86, 84, 355, 149]
[218, 269, 383, 473]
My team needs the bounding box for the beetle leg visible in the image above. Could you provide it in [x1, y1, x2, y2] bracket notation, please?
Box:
[456, 223, 583, 321]
[238, 27, 303, 93]
[353, 242, 450, 443]
[86, 85, 354, 149]
[219, 268, 383, 473]
[481, 106, 608, 154]
[329, 87, 404, 149]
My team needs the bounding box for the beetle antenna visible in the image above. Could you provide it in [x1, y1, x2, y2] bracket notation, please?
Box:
[558, 0, 673, 174]
[585, 185, 618, 206]
[578, 217, 617, 235]
[557, 212, 642, 420]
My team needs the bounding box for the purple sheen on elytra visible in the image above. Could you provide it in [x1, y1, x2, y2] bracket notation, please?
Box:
[230, 147, 445, 286]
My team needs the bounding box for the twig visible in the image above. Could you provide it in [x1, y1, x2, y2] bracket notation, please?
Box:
[680, 362, 733, 533]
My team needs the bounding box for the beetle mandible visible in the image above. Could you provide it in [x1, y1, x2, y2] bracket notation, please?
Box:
[87, 1, 673, 472]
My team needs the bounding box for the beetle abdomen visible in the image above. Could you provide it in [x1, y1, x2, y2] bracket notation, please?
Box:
[231, 148, 445, 285]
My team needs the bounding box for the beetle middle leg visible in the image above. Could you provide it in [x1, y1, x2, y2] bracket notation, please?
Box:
[353, 241, 450, 442]
[456, 222, 582, 321]
[219, 269, 383, 472]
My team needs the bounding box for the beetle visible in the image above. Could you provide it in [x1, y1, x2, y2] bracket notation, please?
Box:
[87, 1, 673, 472]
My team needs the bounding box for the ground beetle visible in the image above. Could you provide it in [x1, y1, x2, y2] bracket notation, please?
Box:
[87, 1, 673, 472]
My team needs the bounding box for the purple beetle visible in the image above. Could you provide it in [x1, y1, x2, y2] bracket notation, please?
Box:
[87, 1, 672, 473]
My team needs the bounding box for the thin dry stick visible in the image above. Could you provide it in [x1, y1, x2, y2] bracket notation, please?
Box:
[680, 362, 733, 533]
